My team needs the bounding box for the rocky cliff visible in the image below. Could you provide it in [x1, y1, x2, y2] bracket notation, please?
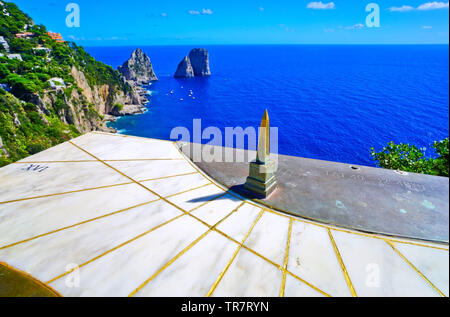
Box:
[174, 56, 195, 78]
[16, 66, 144, 135]
[0, 64, 146, 166]
[0, 2, 152, 167]
[118, 48, 158, 85]
[174, 48, 211, 78]
[70, 66, 144, 127]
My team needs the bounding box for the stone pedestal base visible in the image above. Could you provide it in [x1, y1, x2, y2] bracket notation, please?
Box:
[244, 159, 278, 198]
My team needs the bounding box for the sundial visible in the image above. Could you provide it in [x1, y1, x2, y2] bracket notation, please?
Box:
[0, 131, 448, 297]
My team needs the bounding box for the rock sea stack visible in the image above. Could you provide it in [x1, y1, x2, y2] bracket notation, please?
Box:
[174, 48, 211, 78]
[118, 48, 158, 84]
[174, 56, 195, 78]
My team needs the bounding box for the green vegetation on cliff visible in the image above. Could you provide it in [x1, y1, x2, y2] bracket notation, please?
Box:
[371, 138, 449, 177]
[0, 88, 80, 167]
[0, 2, 31, 38]
[0, 1, 132, 167]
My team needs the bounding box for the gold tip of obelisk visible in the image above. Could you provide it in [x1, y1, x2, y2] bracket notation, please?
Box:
[256, 109, 270, 164]
[261, 109, 269, 128]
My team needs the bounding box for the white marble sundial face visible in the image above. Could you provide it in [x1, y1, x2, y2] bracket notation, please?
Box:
[0, 132, 447, 297]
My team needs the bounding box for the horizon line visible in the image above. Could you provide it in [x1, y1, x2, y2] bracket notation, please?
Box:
[81, 43, 450, 47]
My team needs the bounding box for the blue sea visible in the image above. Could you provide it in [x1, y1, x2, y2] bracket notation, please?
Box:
[85, 45, 449, 167]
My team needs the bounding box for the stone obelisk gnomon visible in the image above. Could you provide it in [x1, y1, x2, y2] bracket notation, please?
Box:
[244, 110, 278, 198]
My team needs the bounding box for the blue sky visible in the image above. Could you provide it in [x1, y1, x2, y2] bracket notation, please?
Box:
[12, 0, 450, 45]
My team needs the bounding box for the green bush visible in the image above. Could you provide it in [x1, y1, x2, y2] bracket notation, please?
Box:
[7, 74, 38, 97]
[0, 64, 10, 78]
[26, 142, 45, 155]
[432, 138, 449, 177]
[0, 156, 12, 167]
[371, 138, 449, 177]
[8, 38, 35, 53]
[113, 103, 124, 111]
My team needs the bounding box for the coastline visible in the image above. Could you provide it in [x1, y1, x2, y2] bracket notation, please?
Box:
[103, 83, 154, 134]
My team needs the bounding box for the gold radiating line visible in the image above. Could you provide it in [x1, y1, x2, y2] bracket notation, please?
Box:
[387, 239, 448, 252]
[90, 131, 177, 144]
[172, 142, 449, 252]
[236, 237, 331, 297]
[385, 240, 446, 297]
[296, 216, 449, 252]
[14, 160, 97, 163]
[84, 139, 326, 296]
[163, 183, 213, 199]
[70, 137, 266, 296]
[206, 209, 265, 297]
[13, 138, 436, 297]
[0, 183, 211, 251]
[284, 270, 331, 297]
[258, 194, 448, 251]
[26, 151, 328, 298]
[237, 237, 331, 297]
[69, 141, 212, 217]
[104, 158, 184, 162]
[279, 218, 293, 297]
[13, 158, 184, 164]
[0, 182, 133, 205]
[139, 172, 198, 183]
[3, 136, 441, 297]
[173, 140, 448, 296]
[128, 202, 246, 297]
[0, 172, 199, 206]
[229, 187, 448, 252]
[68, 141, 236, 243]
[0, 199, 160, 251]
[128, 231, 211, 296]
[46, 190, 230, 284]
[66, 137, 445, 298]
[328, 229, 357, 297]
[46, 213, 186, 284]
[201, 208, 330, 297]
[308, 219, 450, 252]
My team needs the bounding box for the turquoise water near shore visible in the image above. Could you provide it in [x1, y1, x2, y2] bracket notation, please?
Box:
[86, 45, 449, 167]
